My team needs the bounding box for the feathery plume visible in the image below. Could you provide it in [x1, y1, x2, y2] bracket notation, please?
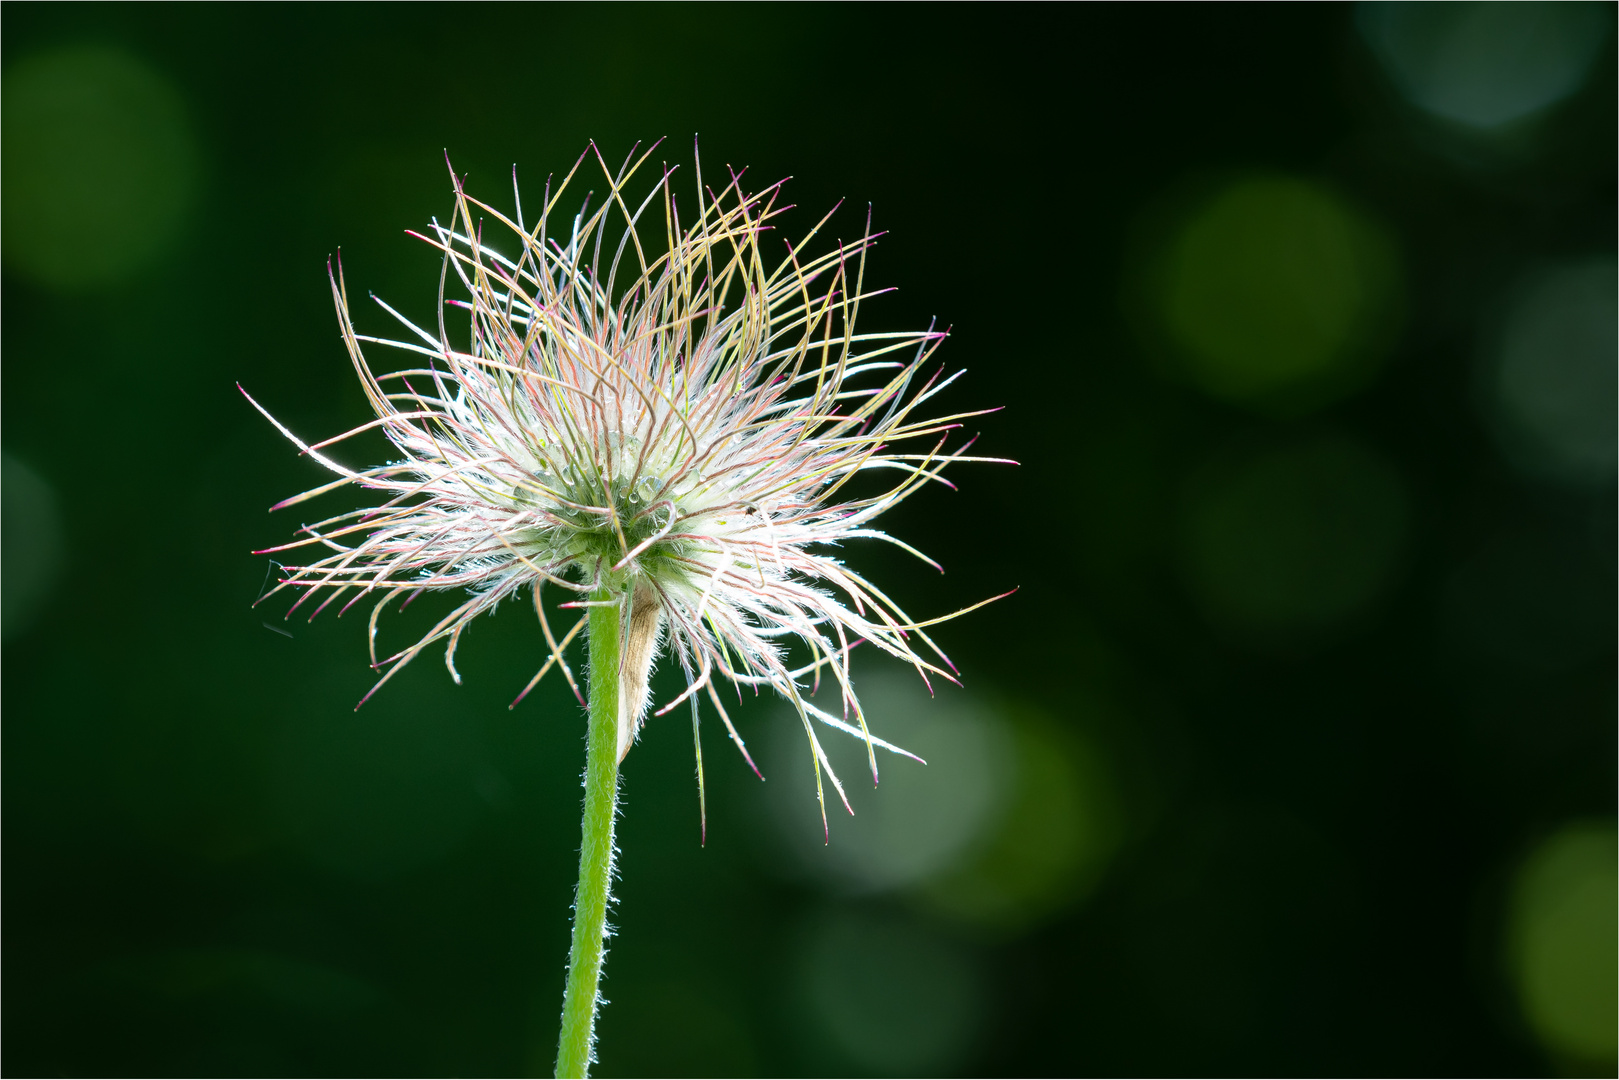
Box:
[247, 141, 1008, 835]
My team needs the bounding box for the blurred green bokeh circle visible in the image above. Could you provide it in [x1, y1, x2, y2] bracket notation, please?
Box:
[921, 705, 1121, 933]
[1158, 176, 1401, 411]
[1487, 257, 1619, 485]
[1181, 434, 1409, 635]
[1508, 821, 1618, 1064]
[2, 44, 199, 290]
[1, 451, 64, 641]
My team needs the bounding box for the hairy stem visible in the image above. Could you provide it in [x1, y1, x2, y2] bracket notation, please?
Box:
[555, 593, 622, 1079]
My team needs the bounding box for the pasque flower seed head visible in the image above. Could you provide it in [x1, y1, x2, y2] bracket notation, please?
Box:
[247, 142, 1008, 832]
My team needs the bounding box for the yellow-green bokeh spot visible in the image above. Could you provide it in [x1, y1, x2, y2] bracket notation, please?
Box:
[1158, 176, 1401, 412]
[2, 45, 199, 290]
[1508, 821, 1618, 1066]
[1180, 434, 1409, 637]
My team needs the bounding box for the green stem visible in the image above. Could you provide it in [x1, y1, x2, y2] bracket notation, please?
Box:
[555, 594, 622, 1079]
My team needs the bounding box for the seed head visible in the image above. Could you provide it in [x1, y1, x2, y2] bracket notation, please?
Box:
[248, 141, 1009, 833]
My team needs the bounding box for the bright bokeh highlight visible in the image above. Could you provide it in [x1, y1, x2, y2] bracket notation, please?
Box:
[764, 675, 1119, 927]
[922, 705, 1119, 931]
[1358, 2, 1612, 130]
[765, 673, 1009, 892]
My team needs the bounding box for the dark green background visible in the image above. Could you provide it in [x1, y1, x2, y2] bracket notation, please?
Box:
[3, 4, 1614, 1076]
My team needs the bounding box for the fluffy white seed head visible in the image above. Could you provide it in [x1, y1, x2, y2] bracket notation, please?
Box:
[249, 141, 1008, 831]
